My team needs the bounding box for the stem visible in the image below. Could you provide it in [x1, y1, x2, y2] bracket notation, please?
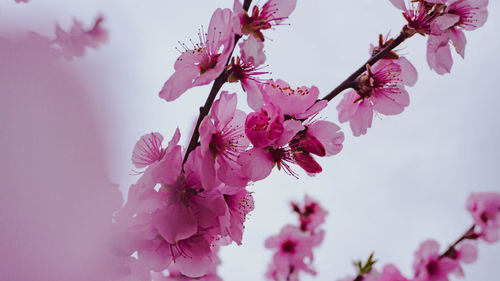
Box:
[182, 0, 253, 166]
[353, 275, 363, 281]
[439, 224, 476, 259]
[321, 30, 411, 102]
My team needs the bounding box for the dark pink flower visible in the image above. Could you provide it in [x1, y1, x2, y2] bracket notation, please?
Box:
[233, 0, 297, 41]
[291, 195, 328, 232]
[54, 15, 108, 59]
[159, 8, 234, 102]
[466, 192, 500, 242]
[337, 58, 417, 136]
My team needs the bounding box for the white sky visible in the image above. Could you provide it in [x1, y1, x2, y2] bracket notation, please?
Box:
[2, 0, 499, 280]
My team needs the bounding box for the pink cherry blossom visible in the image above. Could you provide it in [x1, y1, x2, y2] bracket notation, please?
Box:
[378, 264, 409, 281]
[159, 8, 234, 102]
[292, 195, 328, 232]
[54, 15, 108, 59]
[389, 0, 436, 35]
[466, 192, 500, 242]
[199, 92, 250, 188]
[337, 58, 417, 136]
[132, 132, 167, 169]
[218, 185, 255, 245]
[15, 0, 29, 3]
[413, 240, 459, 281]
[262, 79, 327, 119]
[233, 0, 297, 41]
[426, 0, 488, 74]
[265, 225, 323, 281]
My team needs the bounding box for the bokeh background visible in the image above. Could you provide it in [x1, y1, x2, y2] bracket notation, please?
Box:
[1, 0, 499, 280]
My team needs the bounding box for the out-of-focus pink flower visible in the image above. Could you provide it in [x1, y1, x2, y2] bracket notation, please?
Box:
[15, 0, 29, 3]
[54, 15, 108, 59]
[378, 264, 409, 281]
[466, 192, 500, 242]
[337, 58, 417, 136]
[413, 240, 459, 281]
[265, 225, 324, 281]
[159, 8, 234, 102]
[233, 0, 297, 41]
[292, 195, 328, 232]
[199, 92, 250, 188]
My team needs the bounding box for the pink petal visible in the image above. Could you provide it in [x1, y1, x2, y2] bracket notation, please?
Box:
[337, 90, 360, 123]
[374, 87, 409, 115]
[238, 148, 273, 181]
[267, 0, 298, 24]
[159, 67, 198, 102]
[211, 91, 237, 130]
[457, 243, 478, 264]
[131, 132, 165, 168]
[293, 151, 322, 174]
[174, 236, 213, 278]
[244, 79, 264, 111]
[450, 28, 467, 58]
[350, 100, 374, 137]
[397, 57, 418, 87]
[276, 119, 304, 147]
[427, 35, 453, 75]
[206, 8, 234, 54]
[389, 0, 406, 10]
[433, 14, 460, 31]
[240, 36, 266, 66]
[154, 204, 198, 244]
[199, 116, 217, 157]
[308, 121, 344, 156]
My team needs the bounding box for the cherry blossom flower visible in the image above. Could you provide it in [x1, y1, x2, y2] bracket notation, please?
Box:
[378, 264, 409, 281]
[199, 92, 250, 188]
[218, 185, 255, 245]
[412, 240, 459, 281]
[292, 195, 328, 232]
[233, 0, 297, 41]
[159, 8, 234, 102]
[337, 58, 417, 136]
[54, 15, 108, 59]
[265, 225, 323, 281]
[228, 36, 268, 110]
[466, 192, 500, 242]
[426, 0, 488, 74]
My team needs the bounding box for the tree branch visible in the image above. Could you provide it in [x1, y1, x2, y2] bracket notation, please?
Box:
[321, 29, 411, 102]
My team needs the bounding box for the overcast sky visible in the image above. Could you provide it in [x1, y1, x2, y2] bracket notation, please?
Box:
[2, 0, 499, 280]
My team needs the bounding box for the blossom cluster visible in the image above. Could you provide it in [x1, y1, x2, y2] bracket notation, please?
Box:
[390, 0, 488, 74]
[338, 191, 500, 281]
[265, 195, 327, 281]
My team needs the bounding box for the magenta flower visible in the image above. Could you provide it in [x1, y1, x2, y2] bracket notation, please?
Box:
[199, 91, 250, 188]
[291, 195, 328, 232]
[159, 8, 234, 102]
[54, 15, 108, 59]
[265, 225, 323, 280]
[466, 192, 500, 242]
[337, 58, 417, 136]
[426, 0, 488, 74]
[413, 240, 459, 281]
[233, 0, 297, 41]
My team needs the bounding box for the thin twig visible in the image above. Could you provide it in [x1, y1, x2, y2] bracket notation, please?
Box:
[321, 30, 411, 102]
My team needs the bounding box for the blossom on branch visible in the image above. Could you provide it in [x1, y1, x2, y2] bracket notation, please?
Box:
[159, 8, 234, 102]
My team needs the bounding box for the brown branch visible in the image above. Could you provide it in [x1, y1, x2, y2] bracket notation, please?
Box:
[439, 224, 477, 259]
[182, 0, 253, 166]
[321, 29, 411, 102]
